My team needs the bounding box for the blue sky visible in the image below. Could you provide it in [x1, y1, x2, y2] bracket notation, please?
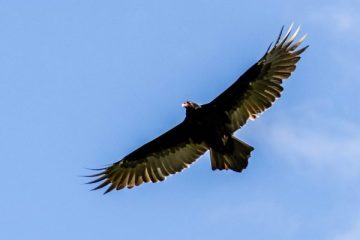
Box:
[1, 1, 360, 239]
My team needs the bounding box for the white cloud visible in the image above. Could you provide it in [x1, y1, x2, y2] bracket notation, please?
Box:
[257, 111, 360, 179]
[335, 215, 360, 240]
[301, 3, 360, 91]
[306, 4, 360, 33]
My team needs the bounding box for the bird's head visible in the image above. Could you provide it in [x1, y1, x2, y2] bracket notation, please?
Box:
[181, 101, 200, 110]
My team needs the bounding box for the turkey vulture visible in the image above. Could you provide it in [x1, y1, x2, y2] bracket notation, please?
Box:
[87, 24, 308, 193]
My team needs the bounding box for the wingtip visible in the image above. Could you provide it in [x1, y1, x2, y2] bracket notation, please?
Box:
[84, 167, 107, 171]
[279, 23, 294, 45]
[91, 181, 110, 191]
[289, 22, 295, 30]
[296, 45, 310, 55]
[262, 41, 273, 57]
[274, 26, 284, 46]
[83, 173, 105, 178]
[103, 185, 116, 194]
[86, 175, 107, 185]
[299, 33, 308, 42]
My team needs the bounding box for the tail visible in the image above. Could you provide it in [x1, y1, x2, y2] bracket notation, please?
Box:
[210, 137, 254, 172]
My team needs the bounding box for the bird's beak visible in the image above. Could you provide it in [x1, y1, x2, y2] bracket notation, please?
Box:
[181, 102, 187, 108]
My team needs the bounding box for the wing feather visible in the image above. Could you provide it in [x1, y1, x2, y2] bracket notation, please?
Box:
[209, 25, 308, 132]
[87, 122, 208, 193]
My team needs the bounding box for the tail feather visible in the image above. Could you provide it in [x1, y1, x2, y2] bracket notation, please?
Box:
[210, 137, 254, 172]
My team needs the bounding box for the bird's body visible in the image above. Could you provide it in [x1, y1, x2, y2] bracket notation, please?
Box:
[184, 102, 230, 149]
[87, 24, 308, 193]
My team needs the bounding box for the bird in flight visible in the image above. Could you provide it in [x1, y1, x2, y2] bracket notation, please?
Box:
[87, 24, 308, 193]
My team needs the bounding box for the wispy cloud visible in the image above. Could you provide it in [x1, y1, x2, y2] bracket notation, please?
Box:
[304, 1, 360, 80]
[257, 110, 360, 179]
[305, 3, 360, 34]
[335, 214, 360, 240]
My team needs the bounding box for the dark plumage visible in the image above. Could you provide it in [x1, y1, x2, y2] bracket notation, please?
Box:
[87, 24, 308, 193]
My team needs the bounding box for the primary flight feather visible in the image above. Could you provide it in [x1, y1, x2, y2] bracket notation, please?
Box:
[87, 24, 308, 193]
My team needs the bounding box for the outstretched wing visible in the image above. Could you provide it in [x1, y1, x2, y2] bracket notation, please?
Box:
[209, 24, 308, 132]
[87, 122, 208, 193]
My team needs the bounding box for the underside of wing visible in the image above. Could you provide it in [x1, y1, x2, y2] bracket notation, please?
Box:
[87, 122, 208, 193]
[210, 24, 308, 132]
